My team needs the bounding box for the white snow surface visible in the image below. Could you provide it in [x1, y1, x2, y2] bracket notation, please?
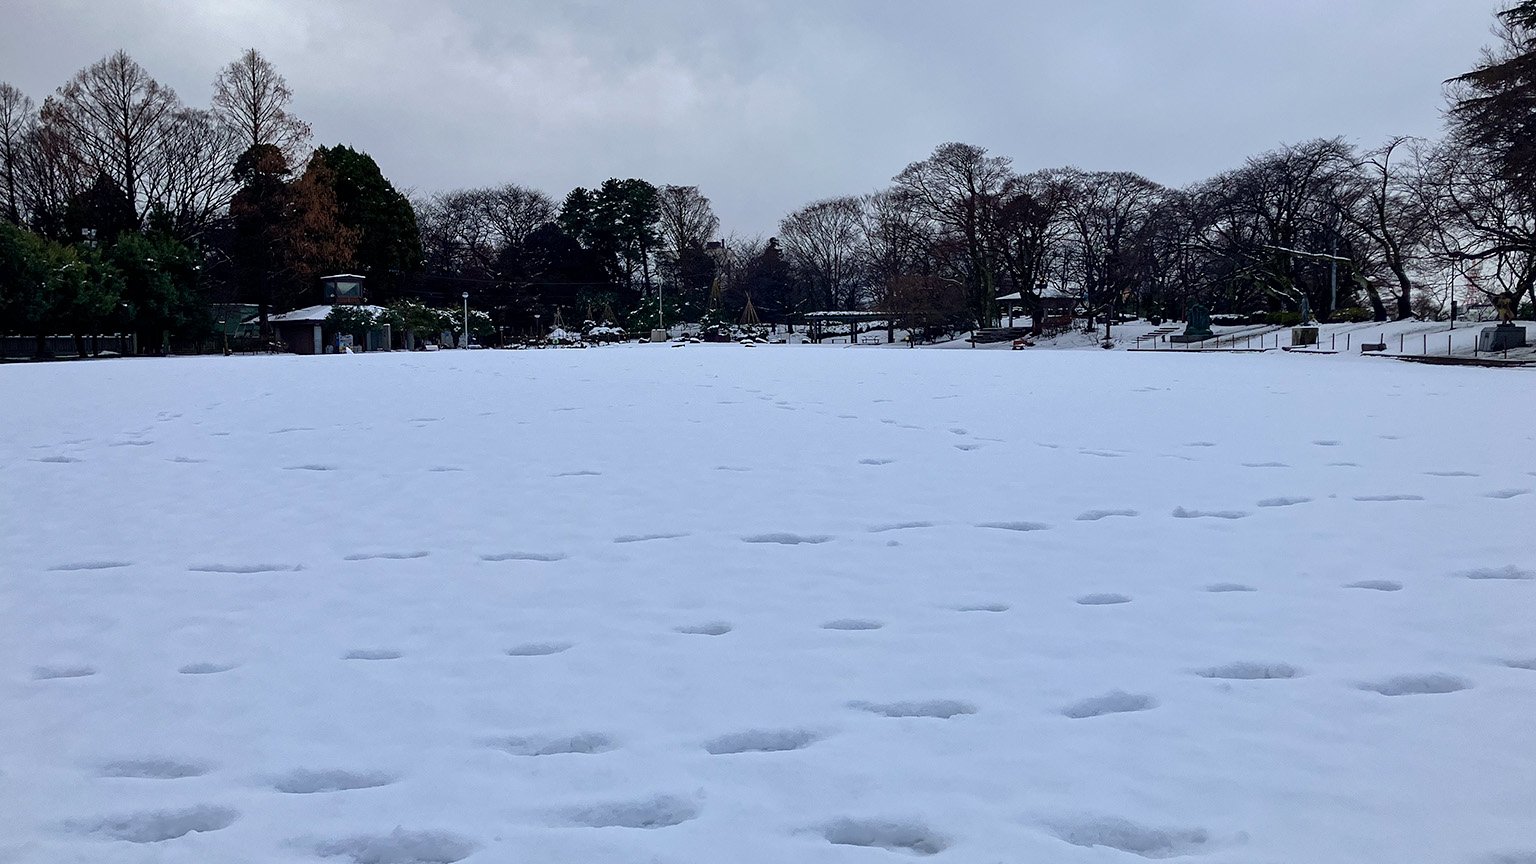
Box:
[3, 346, 1536, 864]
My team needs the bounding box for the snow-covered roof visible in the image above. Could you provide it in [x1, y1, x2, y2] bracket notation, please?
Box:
[318, 273, 367, 281]
[252, 304, 389, 324]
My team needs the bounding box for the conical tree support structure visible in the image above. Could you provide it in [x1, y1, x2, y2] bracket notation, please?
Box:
[740, 295, 761, 327]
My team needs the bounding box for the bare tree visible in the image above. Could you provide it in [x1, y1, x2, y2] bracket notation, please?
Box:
[1341, 137, 1434, 320]
[779, 196, 865, 310]
[1056, 169, 1166, 322]
[145, 107, 241, 239]
[995, 170, 1073, 326]
[892, 142, 1013, 323]
[656, 185, 720, 254]
[212, 48, 311, 166]
[41, 51, 181, 227]
[0, 83, 35, 225]
[17, 118, 89, 240]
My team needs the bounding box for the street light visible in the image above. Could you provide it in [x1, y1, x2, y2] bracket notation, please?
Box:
[461, 292, 469, 348]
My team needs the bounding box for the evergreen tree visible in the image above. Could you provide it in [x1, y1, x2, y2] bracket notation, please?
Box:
[1451, 1, 1536, 197]
[312, 144, 420, 299]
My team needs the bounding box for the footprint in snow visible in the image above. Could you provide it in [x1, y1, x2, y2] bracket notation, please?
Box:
[1354, 494, 1425, 502]
[1485, 488, 1533, 499]
[1358, 673, 1470, 696]
[1045, 815, 1215, 858]
[1426, 470, 1479, 477]
[1077, 593, 1132, 606]
[704, 729, 819, 754]
[1258, 496, 1312, 508]
[505, 642, 573, 656]
[1196, 662, 1301, 680]
[554, 470, 601, 477]
[343, 551, 429, 561]
[1076, 509, 1138, 522]
[188, 563, 302, 574]
[480, 551, 567, 562]
[976, 521, 1051, 532]
[1347, 580, 1403, 592]
[742, 533, 832, 545]
[675, 622, 732, 636]
[97, 759, 211, 779]
[822, 619, 883, 630]
[820, 818, 948, 856]
[179, 662, 237, 675]
[492, 733, 616, 756]
[1205, 583, 1256, 593]
[953, 602, 1010, 613]
[868, 521, 934, 533]
[1061, 691, 1157, 719]
[1459, 565, 1533, 581]
[613, 532, 689, 544]
[31, 455, 82, 463]
[342, 649, 402, 661]
[1312, 440, 1342, 446]
[310, 830, 477, 864]
[850, 699, 976, 719]
[558, 795, 700, 829]
[272, 768, 397, 793]
[1172, 507, 1249, 520]
[32, 665, 96, 680]
[1243, 461, 1290, 469]
[67, 805, 238, 843]
[48, 560, 132, 571]
[859, 458, 895, 466]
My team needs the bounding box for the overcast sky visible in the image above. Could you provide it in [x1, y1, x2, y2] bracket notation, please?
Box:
[1, 0, 1507, 236]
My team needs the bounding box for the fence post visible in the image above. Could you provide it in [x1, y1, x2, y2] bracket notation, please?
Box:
[1448, 334, 1452, 355]
[1346, 333, 1351, 351]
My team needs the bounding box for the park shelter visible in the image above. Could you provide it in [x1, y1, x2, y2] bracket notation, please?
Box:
[252, 305, 391, 354]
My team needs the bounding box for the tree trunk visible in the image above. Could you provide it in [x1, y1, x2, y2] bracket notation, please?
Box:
[1364, 282, 1387, 322]
[34, 333, 51, 359]
[1389, 264, 1414, 320]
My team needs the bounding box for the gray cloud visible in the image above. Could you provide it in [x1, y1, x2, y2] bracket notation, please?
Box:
[0, 0, 1504, 235]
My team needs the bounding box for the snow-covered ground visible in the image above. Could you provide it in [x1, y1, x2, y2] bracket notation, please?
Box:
[3, 347, 1535, 864]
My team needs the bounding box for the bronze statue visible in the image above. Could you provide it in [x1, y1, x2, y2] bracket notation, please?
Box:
[1495, 291, 1517, 325]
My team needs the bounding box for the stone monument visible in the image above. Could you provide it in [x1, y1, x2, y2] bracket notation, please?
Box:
[1169, 302, 1215, 343]
[1478, 291, 1527, 352]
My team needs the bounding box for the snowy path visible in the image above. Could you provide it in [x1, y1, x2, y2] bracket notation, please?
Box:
[3, 347, 1534, 863]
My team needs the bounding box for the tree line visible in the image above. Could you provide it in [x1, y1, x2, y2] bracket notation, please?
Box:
[4, 2, 1535, 354]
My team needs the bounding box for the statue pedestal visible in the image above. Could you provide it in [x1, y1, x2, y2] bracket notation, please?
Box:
[650, 329, 670, 343]
[1291, 326, 1319, 347]
[1169, 328, 1214, 344]
[1478, 324, 1527, 352]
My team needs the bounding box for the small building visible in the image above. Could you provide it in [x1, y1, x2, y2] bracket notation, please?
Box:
[254, 304, 391, 355]
[320, 274, 368, 305]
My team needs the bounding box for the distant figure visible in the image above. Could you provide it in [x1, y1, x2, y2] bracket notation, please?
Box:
[1495, 291, 1518, 325]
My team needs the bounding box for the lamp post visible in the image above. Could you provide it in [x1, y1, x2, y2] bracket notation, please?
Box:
[461, 292, 469, 348]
